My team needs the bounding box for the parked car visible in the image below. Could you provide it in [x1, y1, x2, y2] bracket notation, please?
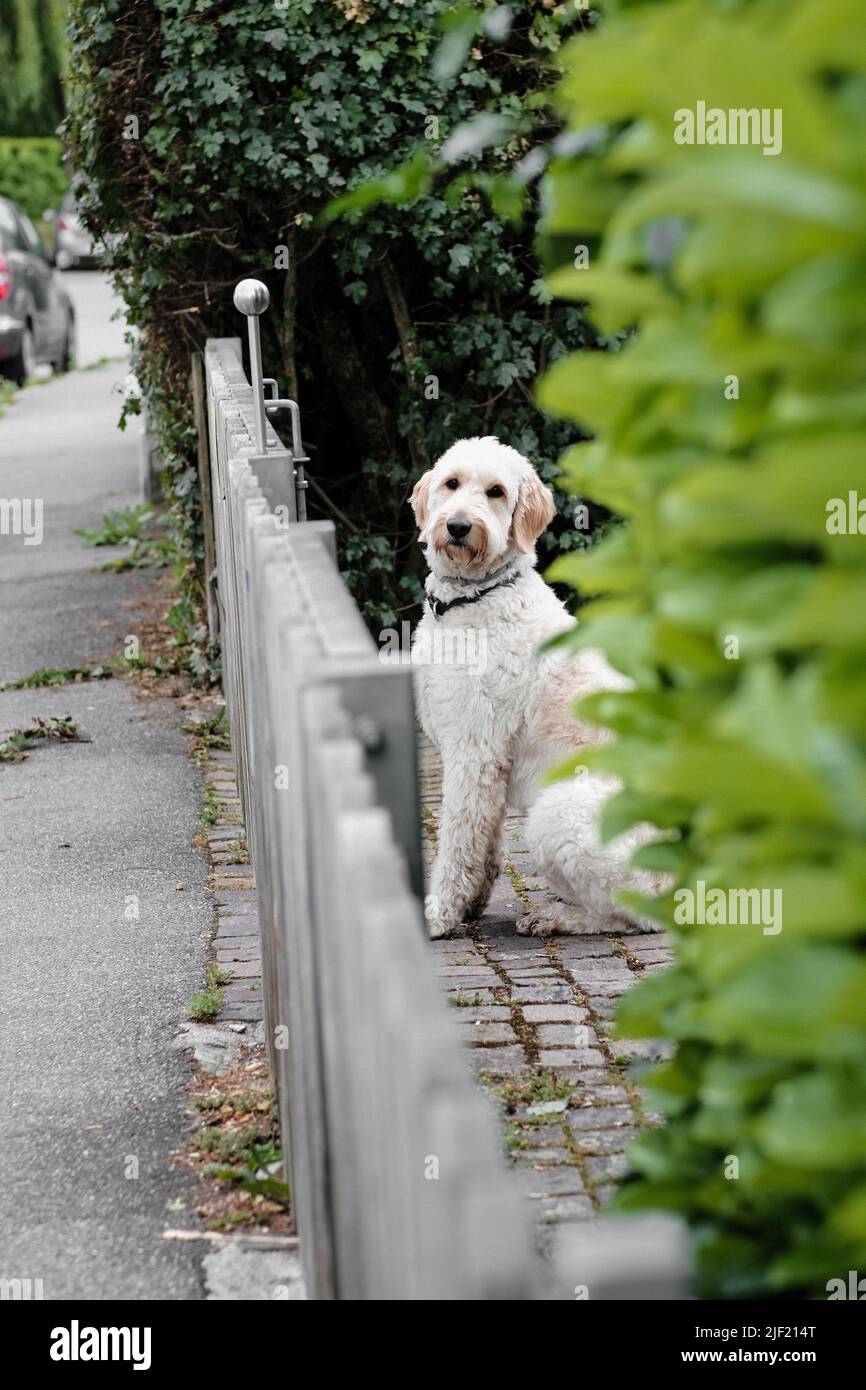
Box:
[45, 190, 100, 270]
[0, 196, 75, 385]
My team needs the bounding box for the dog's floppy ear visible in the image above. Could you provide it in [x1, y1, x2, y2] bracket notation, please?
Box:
[512, 471, 556, 553]
[410, 471, 434, 536]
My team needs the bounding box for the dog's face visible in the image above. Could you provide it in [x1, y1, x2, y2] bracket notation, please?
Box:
[410, 436, 556, 578]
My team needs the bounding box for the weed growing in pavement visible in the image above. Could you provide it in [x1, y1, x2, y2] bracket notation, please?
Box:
[449, 991, 484, 1008]
[495, 1070, 572, 1113]
[0, 664, 110, 692]
[185, 1065, 291, 1225]
[183, 706, 230, 754]
[0, 715, 83, 763]
[75, 504, 172, 570]
[198, 783, 220, 831]
[186, 963, 232, 1022]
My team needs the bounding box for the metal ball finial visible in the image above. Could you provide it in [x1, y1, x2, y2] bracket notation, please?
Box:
[233, 278, 270, 316]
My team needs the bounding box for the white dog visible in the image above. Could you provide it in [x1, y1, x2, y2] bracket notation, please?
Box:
[410, 436, 664, 939]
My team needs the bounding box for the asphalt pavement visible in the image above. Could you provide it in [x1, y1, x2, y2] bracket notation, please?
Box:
[0, 274, 210, 1299]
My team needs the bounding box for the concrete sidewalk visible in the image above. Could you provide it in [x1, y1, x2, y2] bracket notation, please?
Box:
[0, 365, 211, 1299]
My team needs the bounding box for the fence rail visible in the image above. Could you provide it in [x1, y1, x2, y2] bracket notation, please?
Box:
[203, 323, 536, 1299]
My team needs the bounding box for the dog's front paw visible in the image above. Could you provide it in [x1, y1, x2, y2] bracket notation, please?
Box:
[425, 894, 466, 939]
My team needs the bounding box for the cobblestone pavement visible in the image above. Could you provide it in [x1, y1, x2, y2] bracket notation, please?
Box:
[201, 750, 264, 1025]
[420, 743, 673, 1255]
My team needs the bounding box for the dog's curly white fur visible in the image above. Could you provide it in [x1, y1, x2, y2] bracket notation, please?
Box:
[410, 436, 664, 939]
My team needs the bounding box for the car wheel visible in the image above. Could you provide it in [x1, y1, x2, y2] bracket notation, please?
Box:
[8, 324, 36, 386]
[57, 314, 76, 374]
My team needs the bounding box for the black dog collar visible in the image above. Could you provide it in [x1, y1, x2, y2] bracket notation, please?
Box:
[427, 569, 521, 620]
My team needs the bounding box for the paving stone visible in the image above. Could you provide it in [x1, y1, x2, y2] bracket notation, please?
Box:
[579, 1083, 630, 1103]
[522, 1003, 587, 1024]
[507, 968, 560, 980]
[486, 949, 550, 964]
[586, 996, 617, 1017]
[173, 1023, 244, 1075]
[438, 976, 500, 992]
[536, 1023, 600, 1048]
[512, 1165, 586, 1198]
[566, 975, 633, 996]
[572, 1128, 638, 1156]
[223, 987, 263, 1003]
[539, 1195, 595, 1224]
[203, 1240, 304, 1301]
[436, 962, 498, 975]
[216, 916, 260, 935]
[562, 955, 632, 975]
[555, 940, 615, 959]
[223, 959, 262, 979]
[458, 1021, 517, 1045]
[447, 988, 499, 1006]
[552, 1069, 615, 1088]
[586, 1153, 630, 1181]
[518, 1124, 568, 1148]
[567, 1104, 635, 1131]
[219, 1002, 264, 1022]
[510, 985, 573, 1004]
[472, 1046, 528, 1077]
[538, 1048, 606, 1069]
[447, 1005, 511, 1024]
[513, 1147, 569, 1167]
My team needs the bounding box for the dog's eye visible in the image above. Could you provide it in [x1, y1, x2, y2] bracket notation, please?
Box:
[445, 477, 460, 490]
[486, 485, 505, 499]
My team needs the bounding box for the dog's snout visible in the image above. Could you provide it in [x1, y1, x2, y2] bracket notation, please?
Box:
[446, 515, 472, 540]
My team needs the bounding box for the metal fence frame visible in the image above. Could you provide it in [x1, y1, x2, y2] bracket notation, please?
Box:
[204, 333, 536, 1300]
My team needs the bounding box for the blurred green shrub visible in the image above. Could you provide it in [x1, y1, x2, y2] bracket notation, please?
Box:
[0, 0, 67, 138]
[538, 0, 866, 1297]
[0, 137, 67, 223]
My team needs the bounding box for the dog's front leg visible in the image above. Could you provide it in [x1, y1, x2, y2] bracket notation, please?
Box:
[426, 752, 509, 937]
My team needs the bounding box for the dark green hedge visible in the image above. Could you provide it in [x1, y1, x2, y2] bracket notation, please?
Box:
[538, 0, 866, 1298]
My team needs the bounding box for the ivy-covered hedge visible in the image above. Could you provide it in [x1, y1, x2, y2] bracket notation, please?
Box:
[538, 0, 866, 1297]
[65, 0, 602, 676]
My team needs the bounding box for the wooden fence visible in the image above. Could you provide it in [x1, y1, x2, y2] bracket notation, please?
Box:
[202, 332, 536, 1299]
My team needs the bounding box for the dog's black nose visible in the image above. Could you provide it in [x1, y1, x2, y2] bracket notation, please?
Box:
[447, 516, 472, 540]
